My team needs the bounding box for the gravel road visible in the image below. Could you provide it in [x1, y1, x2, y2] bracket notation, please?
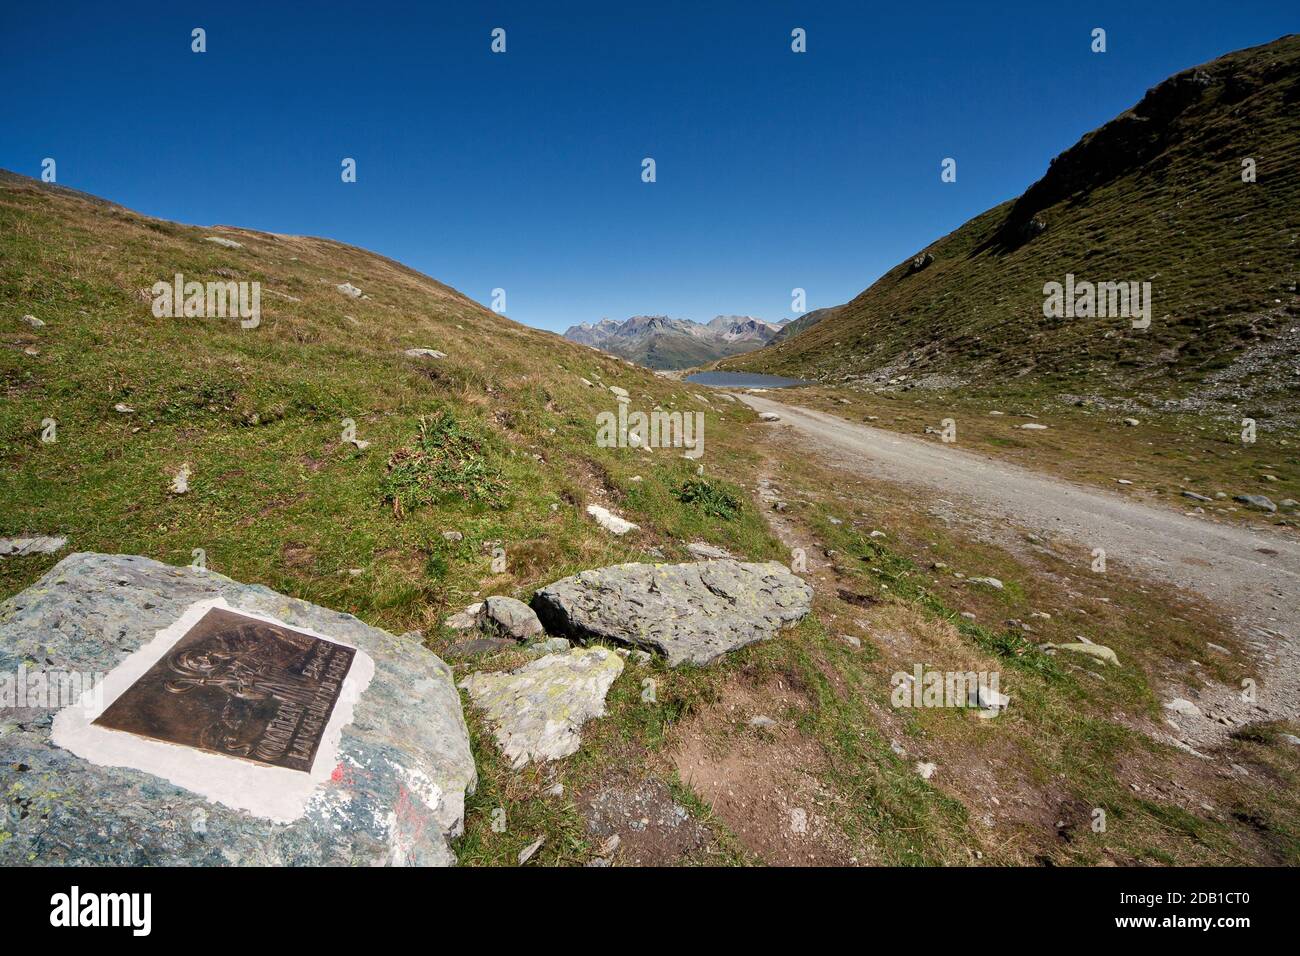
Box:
[740, 393, 1300, 739]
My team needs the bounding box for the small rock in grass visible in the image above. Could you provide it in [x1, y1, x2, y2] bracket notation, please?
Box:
[586, 504, 639, 535]
[0, 536, 68, 558]
[749, 715, 777, 730]
[915, 761, 937, 780]
[1164, 698, 1201, 717]
[481, 595, 544, 641]
[21, 314, 45, 328]
[204, 236, 242, 248]
[1234, 494, 1276, 513]
[968, 577, 1003, 590]
[1055, 642, 1120, 666]
[444, 602, 483, 630]
[518, 837, 545, 865]
[336, 282, 363, 298]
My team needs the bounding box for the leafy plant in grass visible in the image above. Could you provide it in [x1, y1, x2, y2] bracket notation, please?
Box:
[383, 410, 507, 516]
[675, 477, 742, 521]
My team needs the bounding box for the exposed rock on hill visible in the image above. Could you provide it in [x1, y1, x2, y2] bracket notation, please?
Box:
[532, 559, 813, 666]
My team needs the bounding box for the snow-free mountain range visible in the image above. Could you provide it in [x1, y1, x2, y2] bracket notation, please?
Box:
[563, 314, 794, 369]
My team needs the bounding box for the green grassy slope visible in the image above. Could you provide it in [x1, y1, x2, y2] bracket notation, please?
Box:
[0, 171, 781, 635]
[724, 36, 1300, 415]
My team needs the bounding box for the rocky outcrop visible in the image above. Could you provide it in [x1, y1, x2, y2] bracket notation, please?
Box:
[532, 560, 813, 666]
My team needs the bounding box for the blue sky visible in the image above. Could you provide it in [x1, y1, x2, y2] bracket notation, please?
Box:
[2, 2, 1294, 332]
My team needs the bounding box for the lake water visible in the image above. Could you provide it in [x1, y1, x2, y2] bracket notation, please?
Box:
[684, 371, 811, 389]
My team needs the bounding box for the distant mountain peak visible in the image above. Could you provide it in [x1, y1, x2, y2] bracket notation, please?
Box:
[561, 313, 784, 369]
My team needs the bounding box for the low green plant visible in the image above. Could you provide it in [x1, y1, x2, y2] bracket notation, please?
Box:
[675, 477, 742, 520]
[383, 410, 507, 515]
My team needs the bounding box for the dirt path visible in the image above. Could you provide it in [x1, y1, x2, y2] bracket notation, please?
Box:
[738, 393, 1300, 737]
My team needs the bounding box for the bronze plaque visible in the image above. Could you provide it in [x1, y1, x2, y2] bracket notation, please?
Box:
[93, 607, 356, 772]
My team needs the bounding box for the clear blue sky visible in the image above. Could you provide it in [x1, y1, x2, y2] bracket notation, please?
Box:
[2, 2, 1293, 332]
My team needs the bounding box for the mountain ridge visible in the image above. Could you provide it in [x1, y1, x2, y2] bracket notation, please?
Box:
[721, 34, 1300, 421]
[564, 313, 788, 369]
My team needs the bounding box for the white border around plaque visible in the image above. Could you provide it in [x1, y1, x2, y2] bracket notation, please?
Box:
[51, 597, 376, 823]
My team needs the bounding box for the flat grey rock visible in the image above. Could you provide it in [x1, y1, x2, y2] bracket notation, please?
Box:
[0, 553, 476, 866]
[532, 560, 813, 667]
[0, 536, 67, 557]
[459, 646, 624, 768]
[1234, 494, 1277, 512]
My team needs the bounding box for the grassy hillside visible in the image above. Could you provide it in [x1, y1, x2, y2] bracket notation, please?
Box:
[0, 170, 782, 630]
[724, 36, 1300, 420]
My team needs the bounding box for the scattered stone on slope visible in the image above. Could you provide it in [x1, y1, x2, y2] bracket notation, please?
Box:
[169, 463, 191, 495]
[203, 236, 242, 248]
[480, 595, 544, 641]
[1018, 423, 1049, 430]
[336, 282, 363, 298]
[0, 536, 68, 558]
[1053, 641, 1120, 666]
[968, 576, 1004, 590]
[458, 647, 624, 768]
[532, 559, 813, 667]
[1181, 491, 1212, 502]
[0, 553, 476, 866]
[21, 314, 45, 328]
[404, 348, 446, 359]
[444, 602, 482, 630]
[1234, 494, 1277, 512]
[517, 837, 545, 865]
[686, 541, 734, 560]
[586, 504, 639, 535]
[758, 411, 781, 422]
[113, 403, 135, 414]
[1165, 698, 1202, 717]
[608, 385, 629, 400]
[1123, 418, 1140, 426]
